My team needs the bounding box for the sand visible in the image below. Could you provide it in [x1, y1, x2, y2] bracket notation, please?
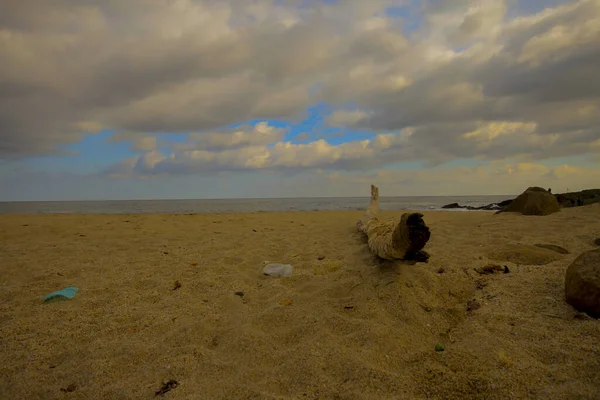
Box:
[1, 204, 599, 399]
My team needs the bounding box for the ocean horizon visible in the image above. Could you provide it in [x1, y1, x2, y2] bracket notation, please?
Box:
[0, 195, 515, 214]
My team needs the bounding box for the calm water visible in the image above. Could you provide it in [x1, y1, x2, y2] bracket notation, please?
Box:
[0, 195, 514, 214]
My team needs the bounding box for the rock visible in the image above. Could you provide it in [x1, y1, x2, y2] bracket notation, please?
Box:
[263, 263, 293, 277]
[534, 244, 569, 254]
[498, 187, 560, 216]
[497, 199, 514, 208]
[594, 238, 600, 247]
[555, 189, 600, 208]
[565, 248, 600, 317]
[487, 244, 563, 265]
[442, 203, 461, 209]
[441, 201, 507, 211]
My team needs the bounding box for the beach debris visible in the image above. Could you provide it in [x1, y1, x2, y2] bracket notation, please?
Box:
[344, 305, 354, 310]
[437, 267, 445, 274]
[263, 263, 293, 277]
[565, 248, 600, 317]
[172, 281, 181, 290]
[287, 253, 300, 258]
[534, 244, 570, 254]
[190, 261, 198, 266]
[496, 186, 560, 216]
[466, 299, 481, 312]
[474, 264, 505, 275]
[60, 383, 77, 393]
[235, 291, 244, 297]
[155, 380, 178, 397]
[318, 256, 326, 260]
[44, 286, 78, 302]
[357, 184, 431, 262]
[434, 344, 445, 352]
[280, 299, 293, 306]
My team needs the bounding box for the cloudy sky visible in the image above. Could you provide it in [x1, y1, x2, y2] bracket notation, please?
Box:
[1, 0, 599, 201]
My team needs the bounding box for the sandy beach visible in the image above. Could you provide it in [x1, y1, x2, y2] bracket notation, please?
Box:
[1, 205, 599, 399]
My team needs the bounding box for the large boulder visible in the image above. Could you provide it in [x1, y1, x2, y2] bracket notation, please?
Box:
[565, 248, 600, 317]
[499, 187, 560, 216]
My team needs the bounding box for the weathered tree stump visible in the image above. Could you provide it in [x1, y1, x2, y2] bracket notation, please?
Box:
[357, 184, 431, 262]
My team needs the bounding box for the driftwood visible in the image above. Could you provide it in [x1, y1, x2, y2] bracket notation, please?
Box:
[357, 185, 431, 262]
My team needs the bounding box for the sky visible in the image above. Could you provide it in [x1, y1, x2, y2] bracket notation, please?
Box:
[1, 0, 599, 201]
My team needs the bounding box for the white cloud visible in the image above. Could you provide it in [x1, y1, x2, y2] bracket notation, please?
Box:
[1, 0, 599, 186]
[180, 122, 287, 151]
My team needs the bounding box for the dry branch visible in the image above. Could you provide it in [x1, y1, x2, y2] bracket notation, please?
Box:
[357, 184, 431, 262]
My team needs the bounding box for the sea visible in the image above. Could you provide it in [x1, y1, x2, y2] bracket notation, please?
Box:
[0, 195, 514, 215]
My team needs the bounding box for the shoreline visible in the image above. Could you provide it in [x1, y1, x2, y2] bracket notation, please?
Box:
[0, 208, 499, 217]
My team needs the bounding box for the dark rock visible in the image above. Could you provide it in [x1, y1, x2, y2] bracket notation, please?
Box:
[442, 203, 461, 209]
[565, 248, 600, 317]
[555, 189, 600, 208]
[498, 187, 560, 216]
[594, 238, 600, 247]
[442, 199, 511, 211]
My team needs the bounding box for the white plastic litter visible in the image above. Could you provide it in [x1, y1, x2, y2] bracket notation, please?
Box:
[263, 263, 293, 277]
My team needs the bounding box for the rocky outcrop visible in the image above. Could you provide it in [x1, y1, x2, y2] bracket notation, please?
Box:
[443, 188, 599, 213]
[554, 189, 600, 208]
[441, 199, 513, 211]
[565, 248, 600, 317]
[497, 187, 560, 216]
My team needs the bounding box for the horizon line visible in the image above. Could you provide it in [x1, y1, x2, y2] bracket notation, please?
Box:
[0, 194, 519, 203]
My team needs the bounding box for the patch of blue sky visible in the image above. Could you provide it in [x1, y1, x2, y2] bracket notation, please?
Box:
[385, 0, 423, 36]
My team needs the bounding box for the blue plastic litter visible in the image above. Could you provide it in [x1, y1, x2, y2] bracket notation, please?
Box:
[44, 286, 79, 302]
